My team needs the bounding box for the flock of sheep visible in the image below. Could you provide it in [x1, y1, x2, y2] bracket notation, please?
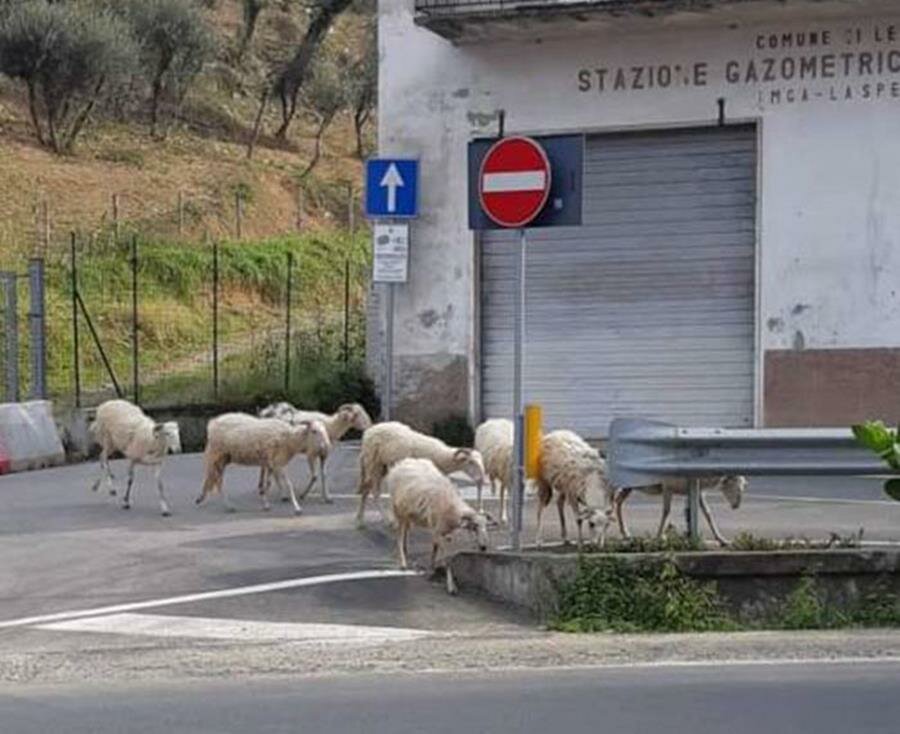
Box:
[88, 399, 747, 594]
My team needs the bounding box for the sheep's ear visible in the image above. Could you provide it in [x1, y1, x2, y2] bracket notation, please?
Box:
[482, 511, 500, 529]
[152, 423, 164, 436]
[453, 448, 470, 460]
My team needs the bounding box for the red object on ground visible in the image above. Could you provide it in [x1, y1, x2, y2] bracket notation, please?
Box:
[478, 136, 552, 228]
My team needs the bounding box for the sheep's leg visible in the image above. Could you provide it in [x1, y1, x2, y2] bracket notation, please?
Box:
[656, 490, 673, 539]
[614, 488, 633, 539]
[397, 522, 409, 570]
[499, 482, 508, 525]
[557, 492, 569, 545]
[121, 461, 137, 510]
[275, 467, 302, 516]
[298, 455, 318, 500]
[699, 491, 729, 546]
[154, 464, 172, 517]
[219, 470, 236, 513]
[319, 456, 331, 504]
[476, 479, 483, 513]
[195, 461, 220, 507]
[257, 465, 271, 512]
[355, 491, 369, 528]
[571, 496, 584, 550]
[92, 445, 117, 496]
[535, 494, 547, 548]
[438, 537, 458, 595]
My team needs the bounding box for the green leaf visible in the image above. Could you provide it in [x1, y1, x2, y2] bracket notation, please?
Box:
[853, 421, 895, 453]
[884, 478, 900, 502]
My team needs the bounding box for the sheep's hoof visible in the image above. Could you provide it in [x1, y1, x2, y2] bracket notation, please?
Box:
[194, 497, 204, 506]
[109, 489, 117, 497]
[121, 503, 130, 511]
[280, 496, 290, 503]
[293, 507, 303, 516]
[224, 506, 236, 514]
[323, 497, 334, 505]
[161, 510, 171, 518]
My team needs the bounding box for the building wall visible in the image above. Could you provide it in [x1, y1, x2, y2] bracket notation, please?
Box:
[378, 0, 900, 429]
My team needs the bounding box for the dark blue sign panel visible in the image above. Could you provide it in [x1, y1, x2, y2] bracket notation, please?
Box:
[468, 134, 583, 230]
[365, 158, 419, 218]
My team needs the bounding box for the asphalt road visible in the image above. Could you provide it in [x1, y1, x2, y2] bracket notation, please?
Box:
[3, 661, 899, 734]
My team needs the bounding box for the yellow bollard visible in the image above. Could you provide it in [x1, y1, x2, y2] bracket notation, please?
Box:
[525, 404, 542, 480]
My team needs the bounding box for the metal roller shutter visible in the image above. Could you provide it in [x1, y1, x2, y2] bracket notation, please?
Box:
[479, 125, 757, 438]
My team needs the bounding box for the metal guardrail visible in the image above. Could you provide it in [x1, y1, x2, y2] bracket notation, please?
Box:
[607, 417, 898, 540]
[415, 0, 606, 13]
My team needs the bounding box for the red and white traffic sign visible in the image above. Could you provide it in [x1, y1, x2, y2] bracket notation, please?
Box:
[478, 136, 551, 228]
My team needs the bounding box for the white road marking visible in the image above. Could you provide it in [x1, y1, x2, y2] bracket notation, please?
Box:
[0, 569, 420, 631]
[37, 613, 433, 645]
[482, 171, 547, 193]
[748, 494, 900, 507]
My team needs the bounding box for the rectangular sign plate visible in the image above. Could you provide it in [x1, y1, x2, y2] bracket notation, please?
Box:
[468, 134, 584, 230]
[372, 224, 410, 283]
[365, 159, 419, 219]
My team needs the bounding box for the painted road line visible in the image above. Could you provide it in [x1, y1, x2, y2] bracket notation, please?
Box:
[37, 613, 433, 645]
[0, 569, 420, 631]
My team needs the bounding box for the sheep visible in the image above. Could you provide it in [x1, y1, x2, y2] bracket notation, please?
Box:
[196, 412, 331, 515]
[613, 475, 747, 546]
[355, 421, 486, 528]
[474, 418, 514, 524]
[89, 399, 182, 516]
[386, 458, 495, 595]
[258, 402, 372, 503]
[535, 429, 614, 549]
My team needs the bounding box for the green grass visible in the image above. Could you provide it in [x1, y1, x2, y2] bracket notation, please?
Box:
[36, 230, 371, 407]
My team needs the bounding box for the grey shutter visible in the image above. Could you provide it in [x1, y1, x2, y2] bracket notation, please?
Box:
[480, 125, 756, 438]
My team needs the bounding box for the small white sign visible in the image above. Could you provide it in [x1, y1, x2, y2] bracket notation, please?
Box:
[372, 224, 409, 283]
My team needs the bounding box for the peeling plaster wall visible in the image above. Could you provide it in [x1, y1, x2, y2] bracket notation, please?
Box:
[378, 0, 900, 428]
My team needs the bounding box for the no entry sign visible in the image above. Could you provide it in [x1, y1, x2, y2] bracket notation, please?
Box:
[478, 136, 551, 228]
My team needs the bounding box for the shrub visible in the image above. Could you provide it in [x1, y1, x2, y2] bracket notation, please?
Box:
[432, 414, 474, 448]
[0, 0, 138, 152]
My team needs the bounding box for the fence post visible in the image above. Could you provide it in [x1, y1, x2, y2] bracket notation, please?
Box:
[285, 251, 293, 394]
[131, 235, 139, 405]
[212, 238, 219, 400]
[234, 191, 243, 240]
[112, 193, 120, 243]
[347, 183, 355, 234]
[28, 258, 47, 399]
[295, 187, 303, 232]
[70, 233, 81, 408]
[1, 271, 18, 402]
[343, 258, 350, 366]
[177, 191, 185, 239]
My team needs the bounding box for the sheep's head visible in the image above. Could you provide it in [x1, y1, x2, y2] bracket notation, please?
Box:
[577, 504, 612, 547]
[338, 403, 373, 432]
[460, 510, 495, 552]
[453, 448, 486, 491]
[719, 475, 747, 509]
[297, 419, 331, 457]
[153, 422, 182, 455]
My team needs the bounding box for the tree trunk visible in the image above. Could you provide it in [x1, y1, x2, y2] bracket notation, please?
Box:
[63, 77, 105, 152]
[25, 80, 46, 147]
[297, 113, 332, 179]
[272, 0, 354, 141]
[353, 106, 370, 159]
[238, 0, 265, 60]
[246, 86, 270, 160]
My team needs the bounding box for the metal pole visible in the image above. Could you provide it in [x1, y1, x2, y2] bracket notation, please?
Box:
[70, 233, 81, 408]
[131, 235, 139, 405]
[511, 228, 526, 550]
[112, 193, 120, 243]
[687, 478, 701, 542]
[76, 291, 123, 399]
[1, 271, 18, 402]
[235, 191, 243, 240]
[28, 258, 46, 400]
[384, 283, 394, 421]
[348, 184, 355, 234]
[212, 240, 219, 399]
[177, 190, 185, 238]
[343, 258, 350, 366]
[285, 251, 293, 394]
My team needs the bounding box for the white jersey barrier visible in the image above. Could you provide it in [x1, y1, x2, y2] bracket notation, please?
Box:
[0, 401, 65, 473]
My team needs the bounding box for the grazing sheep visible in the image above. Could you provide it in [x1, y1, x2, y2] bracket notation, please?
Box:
[474, 418, 514, 524]
[355, 421, 486, 528]
[535, 429, 613, 549]
[258, 402, 372, 503]
[614, 475, 747, 546]
[89, 399, 182, 516]
[197, 413, 330, 515]
[386, 458, 494, 595]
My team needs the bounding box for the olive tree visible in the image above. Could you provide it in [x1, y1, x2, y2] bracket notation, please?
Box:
[296, 53, 349, 177]
[347, 28, 376, 159]
[121, 0, 215, 138]
[0, 1, 137, 153]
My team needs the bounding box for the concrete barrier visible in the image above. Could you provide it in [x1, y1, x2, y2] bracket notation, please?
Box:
[0, 401, 66, 472]
[451, 548, 900, 622]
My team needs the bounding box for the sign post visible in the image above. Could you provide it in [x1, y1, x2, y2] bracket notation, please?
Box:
[476, 136, 552, 550]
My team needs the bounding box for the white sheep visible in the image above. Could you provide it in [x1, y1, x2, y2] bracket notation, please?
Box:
[258, 401, 372, 503]
[613, 475, 747, 546]
[535, 429, 613, 549]
[474, 418, 514, 524]
[386, 458, 494, 595]
[196, 412, 330, 515]
[355, 421, 486, 528]
[89, 399, 182, 516]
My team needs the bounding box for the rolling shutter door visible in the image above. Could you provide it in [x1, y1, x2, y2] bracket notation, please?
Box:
[479, 125, 756, 438]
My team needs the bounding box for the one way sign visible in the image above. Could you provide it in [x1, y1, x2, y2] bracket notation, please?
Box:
[365, 158, 419, 218]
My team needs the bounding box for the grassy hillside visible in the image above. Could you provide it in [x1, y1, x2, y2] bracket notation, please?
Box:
[0, 1, 377, 413]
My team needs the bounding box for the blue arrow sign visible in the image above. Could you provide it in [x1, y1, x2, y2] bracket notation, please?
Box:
[366, 158, 419, 218]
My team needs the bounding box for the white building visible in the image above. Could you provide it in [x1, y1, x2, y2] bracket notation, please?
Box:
[371, 0, 900, 438]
